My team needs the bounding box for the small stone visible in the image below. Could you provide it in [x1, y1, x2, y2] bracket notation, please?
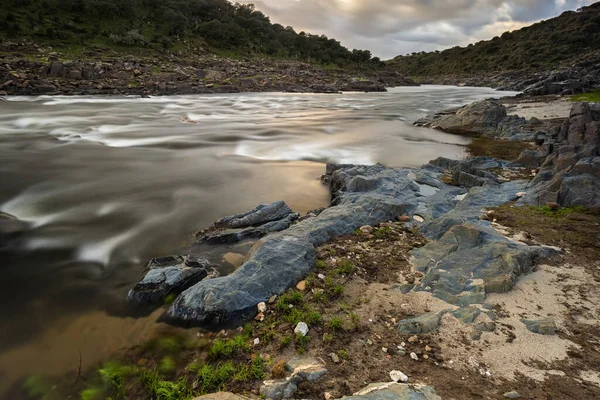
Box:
[254, 312, 265, 322]
[382, 347, 388, 353]
[397, 215, 411, 223]
[516, 192, 526, 198]
[545, 202, 560, 211]
[359, 225, 374, 234]
[366, 339, 373, 345]
[268, 295, 277, 304]
[296, 280, 307, 291]
[254, 338, 260, 346]
[413, 215, 425, 223]
[408, 335, 418, 343]
[294, 322, 309, 337]
[324, 393, 334, 400]
[389, 370, 409, 383]
[425, 345, 432, 352]
[423, 354, 429, 360]
[410, 352, 419, 361]
[329, 353, 340, 363]
[257, 302, 267, 313]
[318, 274, 326, 280]
[504, 391, 522, 398]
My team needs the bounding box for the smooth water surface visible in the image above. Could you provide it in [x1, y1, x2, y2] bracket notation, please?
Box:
[0, 85, 516, 393]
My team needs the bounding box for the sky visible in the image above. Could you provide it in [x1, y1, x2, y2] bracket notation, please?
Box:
[239, 0, 597, 59]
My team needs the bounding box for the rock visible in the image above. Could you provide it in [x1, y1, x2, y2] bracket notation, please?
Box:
[196, 212, 299, 245]
[504, 391, 522, 399]
[257, 302, 267, 313]
[296, 281, 307, 291]
[260, 379, 298, 400]
[192, 393, 247, 400]
[359, 225, 374, 234]
[294, 322, 309, 337]
[545, 202, 560, 211]
[285, 356, 328, 381]
[389, 370, 409, 383]
[398, 311, 448, 334]
[414, 99, 526, 139]
[215, 200, 294, 229]
[349, 382, 440, 400]
[397, 215, 411, 222]
[516, 192, 526, 198]
[329, 353, 340, 363]
[521, 318, 557, 335]
[410, 352, 419, 361]
[268, 295, 278, 304]
[408, 335, 418, 343]
[254, 338, 260, 346]
[127, 255, 215, 305]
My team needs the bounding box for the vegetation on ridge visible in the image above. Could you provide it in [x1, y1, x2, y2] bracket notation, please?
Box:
[0, 0, 381, 68]
[388, 2, 600, 75]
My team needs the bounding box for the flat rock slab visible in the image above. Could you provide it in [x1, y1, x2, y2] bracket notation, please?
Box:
[192, 393, 248, 400]
[343, 382, 441, 400]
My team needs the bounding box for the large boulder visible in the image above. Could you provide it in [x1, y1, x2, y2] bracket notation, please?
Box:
[414, 99, 526, 138]
[523, 102, 600, 207]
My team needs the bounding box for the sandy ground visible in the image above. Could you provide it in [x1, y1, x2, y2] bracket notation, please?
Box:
[503, 96, 573, 120]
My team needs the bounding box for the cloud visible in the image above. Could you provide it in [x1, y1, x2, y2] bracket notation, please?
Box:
[240, 0, 597, 59]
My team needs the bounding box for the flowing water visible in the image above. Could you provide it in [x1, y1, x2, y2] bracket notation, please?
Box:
[0, 85, 517, 393]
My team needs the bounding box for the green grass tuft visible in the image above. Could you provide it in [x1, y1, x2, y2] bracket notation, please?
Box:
[570, 90, 600, 103]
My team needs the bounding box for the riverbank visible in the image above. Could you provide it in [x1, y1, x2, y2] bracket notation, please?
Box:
[0, 41, 415, 96]
[7, 93, 599, 400]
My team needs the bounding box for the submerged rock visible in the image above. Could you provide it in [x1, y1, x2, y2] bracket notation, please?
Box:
[398, 310, 448, 334]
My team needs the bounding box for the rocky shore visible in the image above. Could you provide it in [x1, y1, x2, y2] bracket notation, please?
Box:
[0, 41, 415, 96]
[109, 97, 599, 398]
[411, 51, 600, 96]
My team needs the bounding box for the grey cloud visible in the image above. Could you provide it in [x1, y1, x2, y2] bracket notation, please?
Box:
[242, 0, 596, 59]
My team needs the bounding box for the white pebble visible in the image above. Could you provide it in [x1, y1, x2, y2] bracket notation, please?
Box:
[410, 352, 419, 361]
[390, 370, 409, 383]
[257, 302, 267, 313]
[253, 338, 260, 346]
[294, 322, 309, 337]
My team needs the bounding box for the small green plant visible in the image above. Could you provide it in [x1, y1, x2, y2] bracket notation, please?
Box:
[157, 336, 181, 353]
[295, 333, 311, 354]
[164, 293, 177, 304]
[23, 375, 51, 399]
[251, 356, 266, 380]
[279, 335, 292, 348]
[307, 310, 323, 325]
[315, 260, 327, 269]
[570, 90, 600, 103]
[336, 260, 355, 276]
[337, 349, 349, 360]
[209, 335, 250, 359]
[374, 227, 393, 238]
[349, 312, 361, 326]
[159, 356, 176, 374]
[141, 369, 193, 400]
[313, 290, 328, 303]
[328, 316, 344, 332]
[80, 387, 103, 400]
[98, 362, 137, 398]
[322, 333, 334, 342]
[533, 205, 585, 217]
[331, 284, 345, 297]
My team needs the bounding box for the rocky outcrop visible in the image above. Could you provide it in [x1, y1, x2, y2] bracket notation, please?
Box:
[0, 43, 417, 96]
[523, 102, 600, 207]
[162, 157, 558, 326]
[195, 201, 299, 245]
[127, 255, 217, 305]
[414, 99, 527, 139]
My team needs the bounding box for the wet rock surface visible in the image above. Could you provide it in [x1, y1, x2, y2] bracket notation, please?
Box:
[127, 255, 216, 305]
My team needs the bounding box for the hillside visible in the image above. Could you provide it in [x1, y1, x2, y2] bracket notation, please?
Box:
[388, 2, 600, 76]
[0, 0, 379, 68]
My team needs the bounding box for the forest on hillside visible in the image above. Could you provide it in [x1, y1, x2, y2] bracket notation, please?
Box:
[0, 0, 380, 68]
[389, 2, 600, 76]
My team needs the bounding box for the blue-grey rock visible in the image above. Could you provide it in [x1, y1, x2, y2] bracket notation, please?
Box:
[521, 318, 557, 335]
[197, 213, 299, 245]
[341, 382, 441, 400]
[398, 310, 449, 334]
[127, 264, 212, 305]
[504, 391, 522, 399]
[215, 200, 294, 229]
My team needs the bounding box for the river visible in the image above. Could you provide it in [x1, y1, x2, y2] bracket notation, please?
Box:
[0, 85, 517, 395]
